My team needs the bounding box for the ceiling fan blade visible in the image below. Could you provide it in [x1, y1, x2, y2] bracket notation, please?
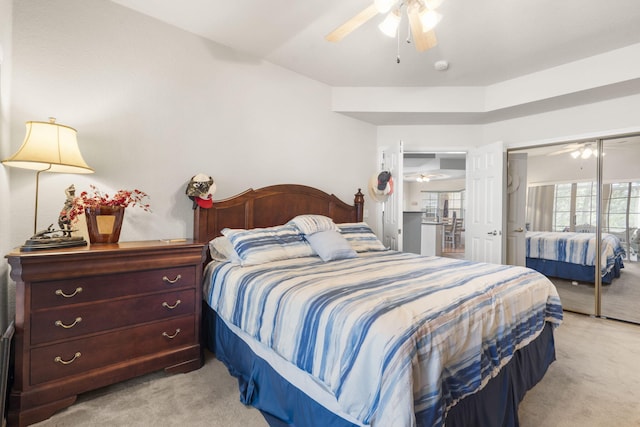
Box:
[424, 0, 445, 10]
[326, 4, 379, 42]
[547, 148, 576, 156]
[407, 6, 438, 52]
[416, 29, 438, 52]
[546, 143, 584, 156]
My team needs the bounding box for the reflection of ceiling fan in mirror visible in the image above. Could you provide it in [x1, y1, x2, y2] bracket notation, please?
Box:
[546, 143, 584, 156]
[546, 142, 599, 159]
[409, 172, 449, 182]
[325, 0, 444, 53]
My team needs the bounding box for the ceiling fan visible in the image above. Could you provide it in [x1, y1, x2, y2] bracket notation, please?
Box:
[412, 172, 449, 182]
[545, 143, 589, 156]
[546, 142, 602, 159]
[326, 0, 445, 53]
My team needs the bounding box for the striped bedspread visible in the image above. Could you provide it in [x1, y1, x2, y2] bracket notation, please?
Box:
[205, 251, 563, 427]
[525, 231, 626, 275]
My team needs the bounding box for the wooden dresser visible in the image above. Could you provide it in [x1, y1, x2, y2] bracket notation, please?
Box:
[5, 240, 206, 426]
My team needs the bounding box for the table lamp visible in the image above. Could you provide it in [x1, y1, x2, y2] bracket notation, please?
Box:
[2, 117, 94, 251]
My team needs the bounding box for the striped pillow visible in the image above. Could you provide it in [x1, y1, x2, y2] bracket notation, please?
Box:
[288, 214, 338, 236]
[338, 222, 388, 252]
[222, 224, 314, 266]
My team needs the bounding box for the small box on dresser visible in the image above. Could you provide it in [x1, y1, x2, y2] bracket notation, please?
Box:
[5, 240, 206, 427]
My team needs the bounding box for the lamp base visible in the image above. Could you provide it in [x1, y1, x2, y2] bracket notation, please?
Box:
[20, 236, 88, 252]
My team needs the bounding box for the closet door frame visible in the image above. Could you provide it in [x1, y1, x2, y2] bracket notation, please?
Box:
[594, 138, 603, 316]
[508, 132, 640, 321]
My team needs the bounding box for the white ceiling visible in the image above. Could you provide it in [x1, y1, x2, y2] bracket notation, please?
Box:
[111, 0, 640, 87]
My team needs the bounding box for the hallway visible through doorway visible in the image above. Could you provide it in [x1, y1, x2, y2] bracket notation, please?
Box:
[442, 245, 465, 259]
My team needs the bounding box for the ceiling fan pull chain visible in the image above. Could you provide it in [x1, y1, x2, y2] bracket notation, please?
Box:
[397, 25, 401, 63]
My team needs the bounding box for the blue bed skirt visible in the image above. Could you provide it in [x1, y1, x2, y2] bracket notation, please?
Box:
[204, 304, 556, 427]
[526, 257, 624, 284]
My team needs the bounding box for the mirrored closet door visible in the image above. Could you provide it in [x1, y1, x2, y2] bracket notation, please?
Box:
[600, 137, 640, 323]
[507, 134, 640, 324]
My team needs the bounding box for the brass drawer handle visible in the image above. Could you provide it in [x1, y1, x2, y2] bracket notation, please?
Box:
[162, 328, 181, 339]
[55, 317, 82, 329]
[162, 274, 182, 284]
[55, 287, 83, 298]
[162, 300, 181, 310]
[54, 352, 81, 365]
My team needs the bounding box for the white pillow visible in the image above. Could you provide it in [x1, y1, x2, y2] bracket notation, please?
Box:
[305, 230, 357, 262]
[288, 214, 338, 236]
[208, 236, 241, 263]
[222, 224, 314, 266]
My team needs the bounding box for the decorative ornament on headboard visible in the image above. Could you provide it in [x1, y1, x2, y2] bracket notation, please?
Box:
[368, 170, 393, 203]
[186, 173, 216, 209]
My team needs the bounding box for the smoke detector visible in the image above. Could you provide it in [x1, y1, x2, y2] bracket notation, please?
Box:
[434, 60, 449, 71]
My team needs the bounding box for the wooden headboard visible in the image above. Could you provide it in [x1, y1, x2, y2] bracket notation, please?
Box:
[193, 184, 365, 243]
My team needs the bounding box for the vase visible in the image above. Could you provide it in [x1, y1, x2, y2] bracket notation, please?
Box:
[85, 206, 125, 243]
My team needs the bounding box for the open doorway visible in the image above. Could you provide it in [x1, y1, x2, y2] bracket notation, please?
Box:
[402, 152, 466, 259]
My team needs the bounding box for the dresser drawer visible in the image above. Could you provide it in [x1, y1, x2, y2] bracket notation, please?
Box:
[30, 314, 196, 384]
[31, 289, 195, 345]
[31, 266, 196, 310]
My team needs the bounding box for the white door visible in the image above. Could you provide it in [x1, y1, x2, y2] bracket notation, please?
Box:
[465, 141, 504, 264]
[506, 152, 528, 266]
[379, 141, 403, 251]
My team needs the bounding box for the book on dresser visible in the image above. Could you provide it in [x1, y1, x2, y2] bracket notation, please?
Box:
[4, 240, 206, 427]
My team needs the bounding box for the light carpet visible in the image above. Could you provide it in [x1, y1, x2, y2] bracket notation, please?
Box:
[34, 312, 640, 427]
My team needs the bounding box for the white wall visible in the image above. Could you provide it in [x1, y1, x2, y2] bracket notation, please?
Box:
[6, 0, 377, 250]
[0, 0, 13, 330]
[374, 83, 640, 252]
[378, 124, 482, 152]
[485, 94, 640, 148]
[376, 93, 640, 154]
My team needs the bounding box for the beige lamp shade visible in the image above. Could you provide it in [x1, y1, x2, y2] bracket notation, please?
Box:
[2, 118, 94, 174]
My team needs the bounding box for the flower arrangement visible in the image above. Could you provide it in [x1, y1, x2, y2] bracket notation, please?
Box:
[66, 184, 151, 221]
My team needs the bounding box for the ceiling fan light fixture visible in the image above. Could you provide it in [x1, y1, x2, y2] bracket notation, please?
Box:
[581, 147, 593, 159]
[379, 9, 402, 37]
[570, 150, 581, 159]
[423, 0, 444, 9]
[326, 0, 444, 54]
[374, 0, 396, 14]
[418, 7, 442, 32]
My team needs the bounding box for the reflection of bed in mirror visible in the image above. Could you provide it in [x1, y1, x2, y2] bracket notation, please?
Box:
[525, 231, 626, 284]
[195, 184, 563, 427]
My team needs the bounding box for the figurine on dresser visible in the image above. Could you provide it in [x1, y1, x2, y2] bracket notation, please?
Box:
[58, 184, 76, 238]
[19, 184, 87, 251]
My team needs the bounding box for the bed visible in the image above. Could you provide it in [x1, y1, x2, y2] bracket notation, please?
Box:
[525, 231, 626, 284]
[194, 184, 563, 427]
